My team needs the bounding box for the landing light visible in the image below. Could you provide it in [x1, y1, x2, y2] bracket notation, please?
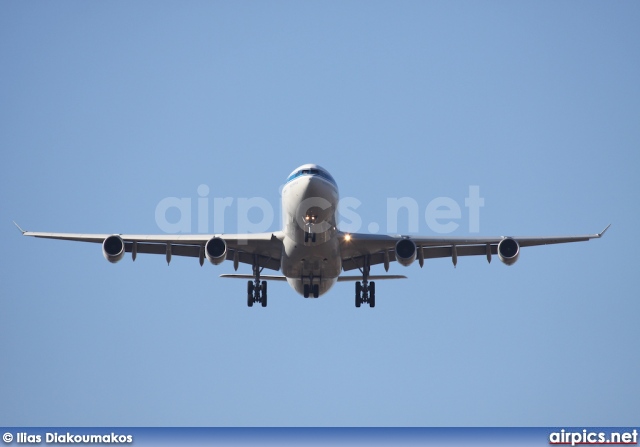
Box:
[344, 234, 351, 242]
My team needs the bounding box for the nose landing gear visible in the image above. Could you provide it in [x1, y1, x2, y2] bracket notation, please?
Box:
[304, 215, 318, 244]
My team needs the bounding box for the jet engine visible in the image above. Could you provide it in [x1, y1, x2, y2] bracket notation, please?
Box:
[102, 235, 125, 264]
[205, 237, 227, 265]
[395, 239, 417, 267]
[498, 237, 520, 266]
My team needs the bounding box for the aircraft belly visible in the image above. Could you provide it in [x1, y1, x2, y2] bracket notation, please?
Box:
[281, 238, 341, 277]
[287, 277, 338, 297]
[281, 237, 341, 297]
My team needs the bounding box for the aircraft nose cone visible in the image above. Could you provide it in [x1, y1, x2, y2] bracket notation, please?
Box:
[298, 175, 324, 198]
[296, 176, 336, 225]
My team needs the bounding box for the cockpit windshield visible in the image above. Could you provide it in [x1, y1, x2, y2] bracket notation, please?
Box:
[286, 166, 337, 187]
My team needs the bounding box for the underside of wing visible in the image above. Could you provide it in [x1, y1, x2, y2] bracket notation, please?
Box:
[17, 224, 285, 271]
[339, 225, 610, 271]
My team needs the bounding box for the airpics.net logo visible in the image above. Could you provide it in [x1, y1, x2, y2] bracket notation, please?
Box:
[154, 184, 485, 235]
[549, 429, 638, 446]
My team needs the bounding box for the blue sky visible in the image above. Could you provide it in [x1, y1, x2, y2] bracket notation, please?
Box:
[1, 1, 639, 427]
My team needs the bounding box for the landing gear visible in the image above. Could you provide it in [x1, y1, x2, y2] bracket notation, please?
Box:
[304, 215, 317, 244]
[303, 283, 320, 298]
[354, 256, 376, 308]
[247, 281, 254, 307]
[247, 256, 268, 307]
[355, 281, 375, 307]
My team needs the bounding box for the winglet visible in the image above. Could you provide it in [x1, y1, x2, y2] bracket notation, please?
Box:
[597, 224, 611, 238]
[13, 221, 26, 235]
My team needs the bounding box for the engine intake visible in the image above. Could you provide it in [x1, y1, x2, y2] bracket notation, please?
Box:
[205, 237, 227, 265]
[498, 237, 520, 266]
[102, 235, 125, 264]
[395, 239, 417, 267]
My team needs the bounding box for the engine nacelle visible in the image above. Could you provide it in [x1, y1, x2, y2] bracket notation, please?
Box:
[498, 237, 520, 266]
[205, 237, 227, 265]
[102, 235, 125, 264]
[395, 239, 417, 267]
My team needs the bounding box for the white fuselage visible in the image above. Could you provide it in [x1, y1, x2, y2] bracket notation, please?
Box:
[280, 169, 341, 297]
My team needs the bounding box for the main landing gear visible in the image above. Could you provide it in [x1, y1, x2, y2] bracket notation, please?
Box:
[247, 257, 267, 307]
[355, 256, 375, 308]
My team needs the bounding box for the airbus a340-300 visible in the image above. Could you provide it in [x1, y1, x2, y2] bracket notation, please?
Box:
[15, 164, 609, 308]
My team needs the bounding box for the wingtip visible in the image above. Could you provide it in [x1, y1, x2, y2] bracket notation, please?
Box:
[13, 221, 26, 235]
[598, 223, 611, 238]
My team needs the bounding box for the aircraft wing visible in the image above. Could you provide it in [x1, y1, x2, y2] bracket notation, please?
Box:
[14, 222, 284, 271]
[339, 225, 610, 271]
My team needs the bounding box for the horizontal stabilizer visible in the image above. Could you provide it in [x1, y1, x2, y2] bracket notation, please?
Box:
[220, 274, 407, 282]
[220, 274, 288, 281]
[336, 275, 407, 282]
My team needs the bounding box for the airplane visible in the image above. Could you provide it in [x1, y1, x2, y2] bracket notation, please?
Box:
[15, 163, 610, 308]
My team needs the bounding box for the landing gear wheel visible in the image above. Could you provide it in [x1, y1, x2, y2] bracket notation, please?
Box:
[303, 284, 310, 298]
[247, 281, 254, 307]
[261, 281, 268, 307]
[312, 284, 319, 298]
[369, 281, 376, 308]
[355, 282, 362, 307]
